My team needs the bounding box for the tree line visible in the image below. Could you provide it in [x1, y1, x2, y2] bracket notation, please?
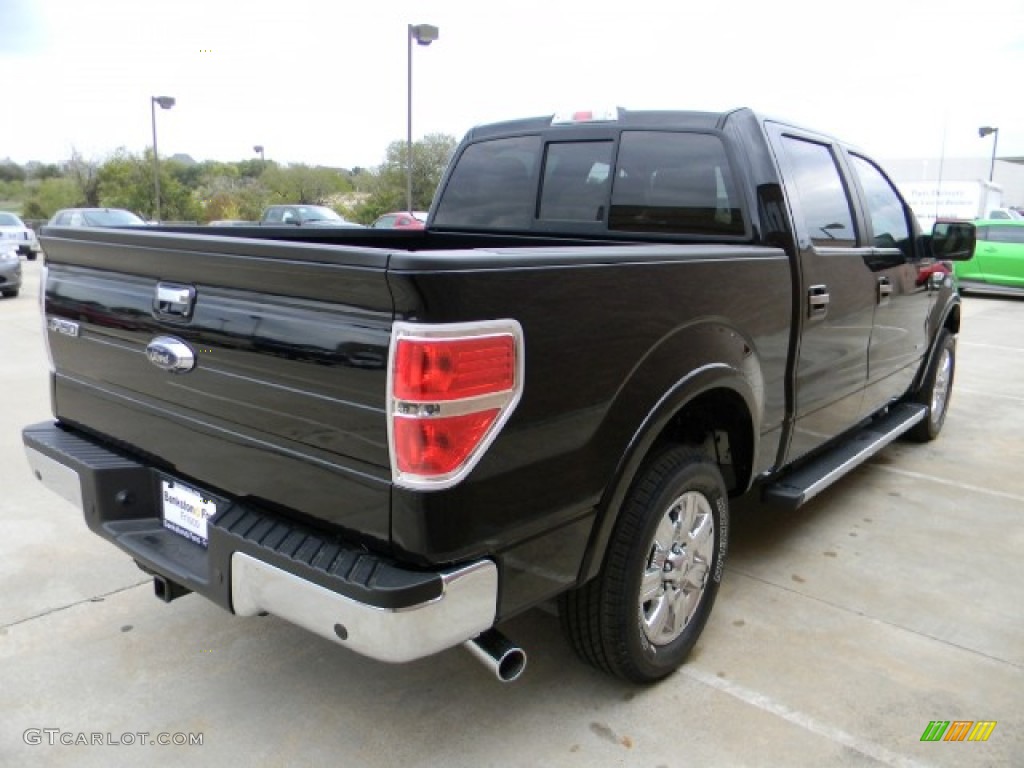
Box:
[0, 133, 457, 225]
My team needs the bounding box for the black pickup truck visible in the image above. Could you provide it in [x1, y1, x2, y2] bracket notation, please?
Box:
[24, 108, 974, 684]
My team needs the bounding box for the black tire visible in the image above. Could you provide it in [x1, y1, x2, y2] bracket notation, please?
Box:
[1, 290, 17, 299]
[908, 329, 955, 442]
[27, 253, 38, 261]
[560, 445, 729, 683]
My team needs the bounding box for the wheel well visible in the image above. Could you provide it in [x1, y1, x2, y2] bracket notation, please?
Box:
[651, 388, 754, 494]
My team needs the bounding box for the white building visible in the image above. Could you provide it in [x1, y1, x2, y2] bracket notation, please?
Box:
[882, 157, 1024, 229]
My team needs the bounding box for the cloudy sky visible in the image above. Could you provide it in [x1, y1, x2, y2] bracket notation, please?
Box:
[2, 0, 1022, 169]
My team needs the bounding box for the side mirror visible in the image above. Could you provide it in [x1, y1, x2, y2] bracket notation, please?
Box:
[930, 221, 975, 261]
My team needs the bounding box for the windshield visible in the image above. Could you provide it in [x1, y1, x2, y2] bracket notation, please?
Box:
[0, 213, 23, 226]
[82, 209, 146, 226]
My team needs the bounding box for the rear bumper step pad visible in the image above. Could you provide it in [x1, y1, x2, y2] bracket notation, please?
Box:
[23, 421, 498, 663]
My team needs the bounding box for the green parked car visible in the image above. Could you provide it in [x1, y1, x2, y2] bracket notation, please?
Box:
[954, 219, 1024, 295]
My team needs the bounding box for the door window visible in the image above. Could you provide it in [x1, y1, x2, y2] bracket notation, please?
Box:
[849, 155, 910, 249]
[781, 136, 857, 247]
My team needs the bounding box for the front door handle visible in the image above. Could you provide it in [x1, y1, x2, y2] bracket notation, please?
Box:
[808, 285, 829, 320]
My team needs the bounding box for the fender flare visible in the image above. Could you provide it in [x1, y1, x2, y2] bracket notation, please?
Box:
[911, 294, 962, 397]
[577, 364, 760, 583]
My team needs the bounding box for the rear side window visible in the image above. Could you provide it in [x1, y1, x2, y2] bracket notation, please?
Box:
[781, 136, 857, 247]
[987, 225, 1024, 244]
[609, 132, 743, 236]
[433, 136, 541, 230]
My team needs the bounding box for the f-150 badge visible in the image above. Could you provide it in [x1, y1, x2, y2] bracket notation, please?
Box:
[146, 336, 196, 373]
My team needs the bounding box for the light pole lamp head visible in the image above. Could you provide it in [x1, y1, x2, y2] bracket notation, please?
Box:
[410, 24, 439, 46]
[253, 145, 264, 154]
[978, 126, 997, 139]
[153, 96, 176, 110]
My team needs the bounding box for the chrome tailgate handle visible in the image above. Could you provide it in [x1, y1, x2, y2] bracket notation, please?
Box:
[154, 283, 196, 319]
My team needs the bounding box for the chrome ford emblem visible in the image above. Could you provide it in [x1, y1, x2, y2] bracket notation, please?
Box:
[146, 336, 196, 373]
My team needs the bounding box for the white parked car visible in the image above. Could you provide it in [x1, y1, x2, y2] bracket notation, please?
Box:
[0, 211, 42, 260]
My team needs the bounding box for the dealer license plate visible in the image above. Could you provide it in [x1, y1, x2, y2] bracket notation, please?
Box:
[161, 479, 218, 547]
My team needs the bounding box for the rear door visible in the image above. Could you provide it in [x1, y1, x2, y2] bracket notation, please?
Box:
[977, 224, 1024, 287]
[767, 125, 875, 461]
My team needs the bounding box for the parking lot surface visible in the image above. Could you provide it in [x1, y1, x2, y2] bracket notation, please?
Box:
[2, 259, 1021, 767]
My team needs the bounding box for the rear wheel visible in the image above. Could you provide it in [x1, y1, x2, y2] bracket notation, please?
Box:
[560, 446, 729, 683]
[1, 289, 18, 299]
[909, 329, 955, 442]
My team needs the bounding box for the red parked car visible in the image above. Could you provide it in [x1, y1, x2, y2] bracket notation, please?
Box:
[371, 211, 427, 229]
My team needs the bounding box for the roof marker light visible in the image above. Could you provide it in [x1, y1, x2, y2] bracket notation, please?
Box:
[551, 107, 620, 125]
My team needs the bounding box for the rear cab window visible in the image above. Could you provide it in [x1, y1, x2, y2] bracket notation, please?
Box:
[432, 128, 746, 238]
[432, 136, 541, 230]
[610, 132, 743, 236]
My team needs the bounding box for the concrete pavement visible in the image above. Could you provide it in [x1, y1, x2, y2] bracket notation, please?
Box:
[2, 259, 1021, 767]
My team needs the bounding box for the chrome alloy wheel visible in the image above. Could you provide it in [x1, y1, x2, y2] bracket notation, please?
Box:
[639, 490, 715, 646]
[930, 348, 952, 428]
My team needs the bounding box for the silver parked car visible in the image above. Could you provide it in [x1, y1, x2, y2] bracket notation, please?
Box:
[0, 211, 42, 260]
[48, 208, 147, 227]
[0, 242, 22, 298]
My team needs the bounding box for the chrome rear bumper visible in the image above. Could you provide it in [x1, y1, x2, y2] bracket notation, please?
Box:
[231, 553, 498, 663]
[24, 420, 500, 666]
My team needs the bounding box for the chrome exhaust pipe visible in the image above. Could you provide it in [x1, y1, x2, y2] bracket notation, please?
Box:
[464, 629, 527, 683]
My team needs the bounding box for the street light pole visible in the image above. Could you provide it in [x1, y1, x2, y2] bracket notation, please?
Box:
[254, 144, 265, 169]
[407, 23, 439, 214]
[151, 95, 176, 222]
[978, 125, 999, 183]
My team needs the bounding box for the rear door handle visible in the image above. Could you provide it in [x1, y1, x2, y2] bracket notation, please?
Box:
[808, 285, 829, 320]
[877, 277, 893, 305]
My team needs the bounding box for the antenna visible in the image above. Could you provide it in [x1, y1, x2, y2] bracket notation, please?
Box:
[934, 114, 948, 224]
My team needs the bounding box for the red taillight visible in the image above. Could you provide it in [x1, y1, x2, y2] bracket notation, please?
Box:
[388, 321, 524, 490]
[393, 410, 500, 475]
[394, 336, 515, 401]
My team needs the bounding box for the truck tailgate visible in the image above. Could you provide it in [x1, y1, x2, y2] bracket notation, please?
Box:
[39, 227, 394, 543]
